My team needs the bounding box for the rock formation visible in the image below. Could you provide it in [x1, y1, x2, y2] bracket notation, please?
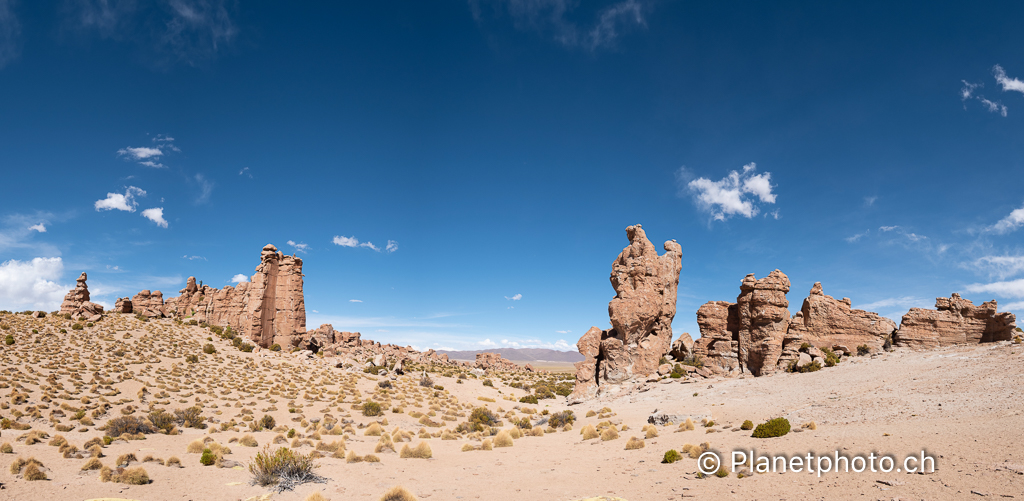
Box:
[786, 282, 896, 352]
[568, 224, 683, 404]
[113, 297, 132, 313]
[59, 272, 104, 319]
[475, 352, 518, 372]
[693, 277, 1016, 376]
[132, 290, 167, 318]
[895, 293, 1016, 349]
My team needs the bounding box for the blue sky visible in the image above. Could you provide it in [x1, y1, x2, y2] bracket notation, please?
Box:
[1, 1, 1023, 352]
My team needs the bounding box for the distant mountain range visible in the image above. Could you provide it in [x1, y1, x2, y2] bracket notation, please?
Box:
[437, 348, 583, 363]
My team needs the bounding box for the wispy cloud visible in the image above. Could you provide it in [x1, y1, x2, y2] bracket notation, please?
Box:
[192, 173, 214, 204]
[287, 240, 309, 253]
[141, 207, 168, 228]
[879, 225, 927, 242]
[162, 0, 237, 66]
[349, 299, 362, 303]
[965, 278, 1024, 298]
[230, 273, 248, 283]
[863, 196, 877, 207]
[332, 235, 389, 252]
[504, 293, 522, 301]
[0, 0, 20, 70]
[386, 240, 398, 253]
[990, 203, 1024, 234]
[961, 78, 1008, 116]
[238, 167, 252, 178]
[182, 255, 206, 261]
[117, 136, 180, 168]
[0, 257, 69, 310]
[95, 186, 146, 212]
[0, 212, 62, 255]
[963, 255, 1024, 280]
[471, 0, 649, 51]
[857, 296, 933, 311]
[555, 329, 572, 334]
[845, 229, 870, 243]
[677, 163, 778, 221]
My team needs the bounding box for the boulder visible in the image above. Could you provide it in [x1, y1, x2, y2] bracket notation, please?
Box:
[113, 297, 133, 313]
[373, 353, 386, 367]
[657, 363, 672, 376]
[568, 225, 682, 403]
[132, 290, 167, 318]
[692, 301, 740, 373]
[895, 293, 1017, 349]
[669, 333, 694, 360]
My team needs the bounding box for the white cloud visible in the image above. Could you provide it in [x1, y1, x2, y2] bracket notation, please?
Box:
[95, 186, 146, 212]
[857, 296, 933, 311]
[472, 0, 649, 51]
[979, 97, 1008, 117]
[118, 146, 163, 160]
[0, 0, 21, 70]
[965, 278, 1024, 298]
[230, 274, 248, 283]
[679, 163, 778, 221]
[386, 240, 398, 253]
[505, 293, 522, 301]
[287, 240, 309, 253]
[990, 204, 1024, 234]
[360, 241, 380, 251]
[961, 80, 980, 101]
[878, 225, 926, 242]
[994, 64, 1024, 94]
[864, 196, 877, 207]
[478, 338, 497, 347]
[239, 167, 252, 178]
[28, 223, 45, 233]
[141, 207, 168, 228]
[845, 229, 870, 243]
[332, 235, 359, 247]
[964, 255, 1024, 280]
[193, 173, 214, 204]
[0, 257, 69, 311]
[349, 299, 362, 303]
[1001, 300, 1024, 312]
[556, 330, 572, 334]
[182, 255, 206, 261]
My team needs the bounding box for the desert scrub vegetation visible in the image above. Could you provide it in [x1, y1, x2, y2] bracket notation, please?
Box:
[580, 424, 600, 440]
[248, 445, 326, 492]
[379, 485, 418, 501]
[363, 401, 383, 417]
[399, 442, 432, 459]
[740, 420, 754, 430]
[751, 417, 791, 438]
[857, 344, 871, 356]
[662, 449, 682, 463]
[624, 436, 645, 450]
[11, 457, 47, 480]
[110, 466, 151, 484]
[547, 410, 575, 428]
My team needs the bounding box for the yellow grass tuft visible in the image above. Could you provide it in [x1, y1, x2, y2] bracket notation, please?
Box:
[624, 436, 645, 450]
[600, 427, 619, 441]
[580, 424, 600, 440]
[379, 485, 418, 501]
[399, 442, 432, 459]
[493, 430, 513, 448]
[305, 493, 330, 501]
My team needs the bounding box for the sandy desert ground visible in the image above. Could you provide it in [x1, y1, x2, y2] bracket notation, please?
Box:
[0, 312, 1021, 501]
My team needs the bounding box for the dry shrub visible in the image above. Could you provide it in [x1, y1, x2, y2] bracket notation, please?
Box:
[187, 439, 206, 453]
[240, 434, 259, 447]
[379, 485, 418, 501]
[99, 466, 113, 482]
[81, 457, 103, 470]
[23, 462, 47, 481]
[364, 423, 383, 436]
[345, 450, 363, 463]
[48, 435, 67, 447]
[113, 466, 151, 484]
[529, 427, 545, 437]
[399, 442, 432, 459]
[363, 454, 381, 463]
[580, 425, 599, 440]
[802, 421, 817, 431]
[274, 434, 288, 444]
[625, 436, 645, 450]
[305, 493, 330, 501]
[460, 443, 475, 452]
[493, 430, 513, 448]
[0, 442, 12, 453]
[481, 438, 493, 450]
[585, 410, 597, 418]
[88, 444, 104, 457]
[600, 427, 619, 441]
[167, 456, 182, 467]
[116, 452, 137, 466]
[644, 426, 658, 439]
[247, 445, 321, 488]
[316, 440, 344, 453]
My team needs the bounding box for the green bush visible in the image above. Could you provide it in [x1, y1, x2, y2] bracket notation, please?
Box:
[258, 415, 276, 431]
[362, 401, 382, 417]
[200, 448, 215, 466]
[822, 347, 840, 367]
[105, 416, 155, 437]
[270, 344, 281, 352]
[364, 365, 386, 375]
[519, 395, 538, 404]
[482, 379, 493, 387]
[799, 361, 822, 373]
[4, 334, 13, 345]
[209, 325, 223, 335]
[856, 345, 870, 356]
[203, 344, 216, 355]
[433, 385, 444, 391]
[662, 449, 682, 463]
[71, 323, 84, 330]
[239, 343, 255, 353]
[751, 417, 791, 438]
[740, 420, 753, 430]
[173, 406, 206, 429]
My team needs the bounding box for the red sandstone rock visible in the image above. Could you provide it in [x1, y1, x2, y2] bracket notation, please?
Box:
[475, 352, 518, 371]
[786, 282, 897, 355]
[569, 225, 682, 403]
[895, 293, 1017, 349]
[58, 273, 104, 318]
[692, 301, 740, 373]
[132, 290, 167, 318]
[735, 270, 791, 376]
[113, 297, 132, 313]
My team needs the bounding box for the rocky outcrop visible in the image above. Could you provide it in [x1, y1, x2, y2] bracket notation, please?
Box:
[669, 333, 694, 361]
[242, 245, 306, 348]
[895, 293, 1016, 349]
[475, 352, 518, 371]
[132, 290, 167, 318]
[786, 282, 897, 353]
[735, 270, 791, 376]
[113, 297, 133, 313]
[59, 273, 104, 318]
[692, 301, 740, 373]
[568, 224, 683, 403]
[165, 276, 251, 336]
